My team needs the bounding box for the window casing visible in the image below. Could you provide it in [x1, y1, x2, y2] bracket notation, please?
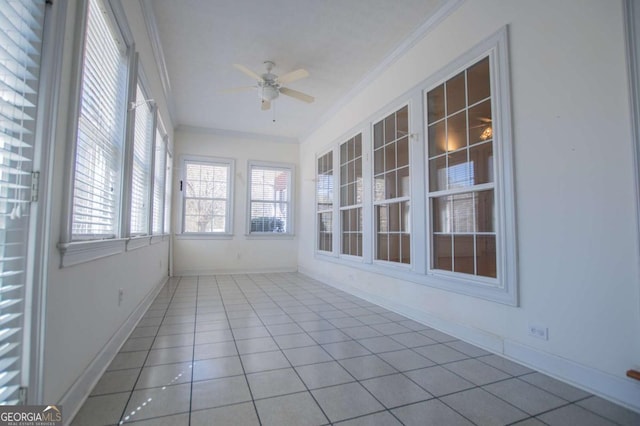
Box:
[71, 0, 129, 240]
[181, 157, 233, 235]
[248, 162, 294, 235]
[373, 106, 410, 264]
[130, 83, 154, 236]
[316, 151, 333, 251]
[340, 134, 363, 257]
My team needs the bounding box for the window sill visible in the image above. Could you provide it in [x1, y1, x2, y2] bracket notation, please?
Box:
[150, 235, 164, 245]
[245, 233, 295, 240]
[58, 238, 127, 267]
[127, 236, 151, 251]
[175, 233, 234, 240]
[314, 253, 516, 306]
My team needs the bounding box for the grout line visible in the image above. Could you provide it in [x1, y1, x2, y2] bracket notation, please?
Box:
[115, 277, 182, 425]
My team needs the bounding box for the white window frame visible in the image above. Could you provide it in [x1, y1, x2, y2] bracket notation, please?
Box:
[58, 0, 137, 266]
[151, 119, 167, 239]
[177, 155, 234, 238]
[371, 103, 412, 267]
[423, 28, 516, 303]
[164, 148, 173, 237]
[246, 161, 295, 238]
[315, 150, 334, 253]
[339, 133, 365, 259]
[129, 77, 156, 239]
[312, 27, 517, 305]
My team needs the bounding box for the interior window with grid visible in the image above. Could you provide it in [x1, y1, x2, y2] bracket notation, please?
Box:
[130, 84, 154, 236]
[71, 0, 128, 239]
[373, 106, 410, 264]
[182, 159, 231, 234]
[249, 163, 292, 234]
[340, 134, 363, 256]
[427, 56, 496, 278]
[316, 152, 333, 251]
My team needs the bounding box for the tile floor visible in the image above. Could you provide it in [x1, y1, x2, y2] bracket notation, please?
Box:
[71, 273, 640, 425]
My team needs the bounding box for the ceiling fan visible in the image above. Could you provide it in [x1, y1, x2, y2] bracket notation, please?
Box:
[223, 61, 315, 111]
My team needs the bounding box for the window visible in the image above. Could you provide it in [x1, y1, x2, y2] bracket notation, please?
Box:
[340, 134, 363, 256]
[248, 162, 293, 234]
[152, 128, 166, 234]
[181, 157, 233, 234]
[426, 56, 496, 279]
[311, 29, 515, 303]
[71, 0, 128, 239]
[373, 106, 410, 264]
[316, 151, 333, 251]
[130, 83, 154, 236]
[164, 151, 172, 234]
[0, 0, 46, 404]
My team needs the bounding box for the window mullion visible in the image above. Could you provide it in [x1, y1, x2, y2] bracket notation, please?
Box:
[147, 106, 158, 235]
[120, 50, 138, 238]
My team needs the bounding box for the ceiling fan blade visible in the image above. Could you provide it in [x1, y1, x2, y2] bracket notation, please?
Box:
[233, 64, 263, 82]
[219, 86, 255, 94]
[277, 68, 309, 85]
[261, 99, 271, 111]
[280, 87, 314, 103]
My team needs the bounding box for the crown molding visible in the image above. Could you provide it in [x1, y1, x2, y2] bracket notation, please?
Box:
[139, 0, 176, 127]
[300, 0, 465, 143]
[176, 124, 299, 145]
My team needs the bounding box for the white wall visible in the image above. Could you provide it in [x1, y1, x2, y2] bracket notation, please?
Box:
[298, 0, 640, 410]
[172, 129, 299, 275]
[42, 0, 173, 408]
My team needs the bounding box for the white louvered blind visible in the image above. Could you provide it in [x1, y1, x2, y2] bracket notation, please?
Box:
[130, 84, 153, 235]
[0, 0, 45, 405]
[163, 151, 171, 234]
[151, 128, 165, 234]
[72, 0, 127, 239]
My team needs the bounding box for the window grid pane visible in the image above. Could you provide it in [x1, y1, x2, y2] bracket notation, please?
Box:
[152, 129, 165, 234]
[72, 0, 127, 239]
[427, 56, 496, 278]
[183, 161, 229, 233]
[373, 106, 410, 264]
[339, 134, 363, 256]
[316, 151, 333, 251]
[250, 166, 291, 233]
[130, 84, 153, 235]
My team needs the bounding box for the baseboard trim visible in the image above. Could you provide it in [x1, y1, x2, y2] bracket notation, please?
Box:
[60, 275, 169, 426]
[505, 340, 640, 413]
[174, 267, 297, 276]
[298, 267, 640, 414]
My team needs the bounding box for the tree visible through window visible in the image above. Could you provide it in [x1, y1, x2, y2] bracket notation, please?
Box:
[182, 159, 232, 234]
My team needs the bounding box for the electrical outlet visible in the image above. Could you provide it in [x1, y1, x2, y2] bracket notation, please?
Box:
[118, 288, 124, 306]
[528, 323, 548, 340]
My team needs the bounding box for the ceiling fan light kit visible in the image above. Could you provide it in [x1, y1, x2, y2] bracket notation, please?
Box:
[227, 60, 315, 111]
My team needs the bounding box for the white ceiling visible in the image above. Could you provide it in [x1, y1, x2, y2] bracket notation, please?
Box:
[150, 0, 447, 141]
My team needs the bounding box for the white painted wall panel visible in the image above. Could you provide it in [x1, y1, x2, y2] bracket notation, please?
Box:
[299, 0, 640, 409]
[172, 130, 299, 275]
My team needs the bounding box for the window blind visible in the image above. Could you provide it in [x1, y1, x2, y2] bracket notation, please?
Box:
[163, 151, 171, 234]
[151, 128, 165, 234]
[0, 0, 45, 404]
[249, 166, 291, 233]
[130, 84, 153, 236]
[72, 0, 127, 239]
